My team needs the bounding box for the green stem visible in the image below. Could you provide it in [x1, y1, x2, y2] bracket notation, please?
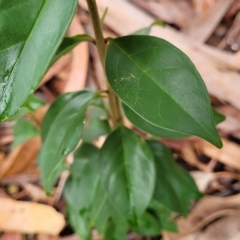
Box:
[86, 0, 123, 128]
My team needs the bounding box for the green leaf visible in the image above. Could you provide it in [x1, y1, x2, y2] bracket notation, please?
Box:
[91, 182, 111, 234]
[100, 7, 108, 27]
[104, 221, 127, 240]
[212, 108, 225, 125]
[105, 35, 222, 148]
[134, 212, 160, 236]
[7, 108, 29, 122]
[132, 26, 152, 36]
[67, 206, 91, 240]
[38, 90, 97, 194]
[82, 106, 111, 142]
[149, 200, 177, 232]
[64, 143, 100, 240]
[51, 34, 94, 64]
[7, 94, 45, 121]
[123, 103, 188, 139]
[11, 119, 39, 149]
[123, 103, 224, 139]
[65, 143, 100, 207]
[147, 140, 203, 216]
[24, 94, 45, 111]
[0, 0, 77, 121]
[132, 20, 165, 36]
[99, 126, 156, 220]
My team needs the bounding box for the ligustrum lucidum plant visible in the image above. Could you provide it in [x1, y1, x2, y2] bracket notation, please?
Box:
[0, 0, 225, 239]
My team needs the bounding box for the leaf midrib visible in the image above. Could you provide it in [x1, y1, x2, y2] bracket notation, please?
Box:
[45, 97, 92, 190]
[120, 127, 133, 215]
[111, 40, 217, 143]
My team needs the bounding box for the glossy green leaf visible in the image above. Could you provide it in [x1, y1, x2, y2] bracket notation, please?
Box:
[11, 119, 39, 149]
[38, 90, 97, 194]
[123, 103, 188, 139]
[147, 140, 203, 216]
[64, 143, 100, 240]
[51, 34, 94, 64]
[99, 126, 156, 220]
[0, 0, 77, 121]
[82, 106, 111, 142]
[123, 104, 225, 139]
[105, 35, 222, 148]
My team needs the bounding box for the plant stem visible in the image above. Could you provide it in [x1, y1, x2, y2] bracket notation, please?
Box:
[86, 0, 122, 128]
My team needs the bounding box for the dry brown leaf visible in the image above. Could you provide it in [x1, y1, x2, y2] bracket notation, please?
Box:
[0, 198, 65, 235]
[191, 171, 214, 192]
[0, 151, 5, 165]
[175, 216, 240, 240]
[164, 194, 240, 240]
[37, 234, 59, 240]
[197, 216, 240, 240]
[34, 105, 49, 127]
[196, 138, 240, 171]
[0, 135, 14, 146]
[20, 182, 50, 202]
[192, 0, 217, 14]
[181, 143, 208, 171]
[59, 235, 80, 240]
[0, 137, 41, 179]
[63, 15, 89, 92]
[216, 105, 240, 138]
[0, 232, 22, 240]
[40, 54, 71, 86]
[183, 0, 233, 43]
[130, 0, 195, 28]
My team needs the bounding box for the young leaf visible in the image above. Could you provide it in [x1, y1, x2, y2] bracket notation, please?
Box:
[24, 94, 45, 111]
[132, 20, 165, 36]
[11, 119, 39, 149]
[99, 126, 156, 220]
[51, 34, 94, 64]
[132, 26, 152, 36]
[38, 90, 97, 194]
[122, 103, 188, 139]
[147, 140, 203, 216]
[105, 35, 222, 148]
[64, 143, 100, 240]
[0, 0, 77, 121]
[100, 7, 108, 27]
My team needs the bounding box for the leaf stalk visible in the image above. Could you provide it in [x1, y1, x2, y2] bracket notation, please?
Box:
[86, 0, 123, 127]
